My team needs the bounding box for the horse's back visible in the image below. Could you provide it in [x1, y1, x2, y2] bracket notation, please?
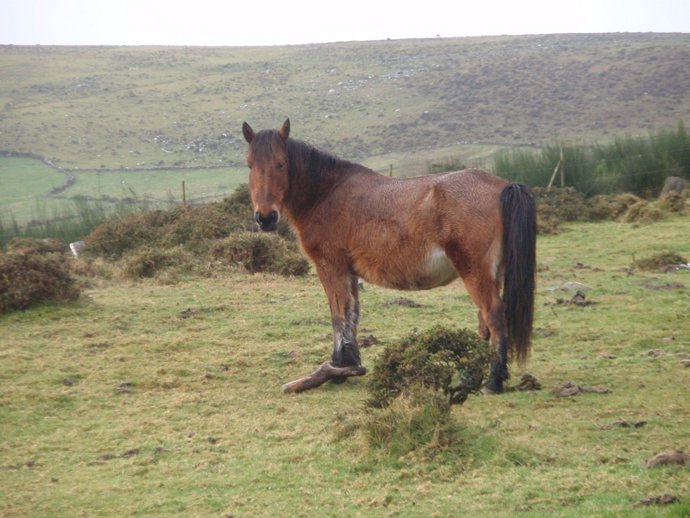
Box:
[321, 168, 508, 290]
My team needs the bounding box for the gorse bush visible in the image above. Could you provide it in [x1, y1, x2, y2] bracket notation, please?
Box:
[0, 238, 80, 313]
[85, 186, 254, 260]
[210, 232, 309, 276]
[335, 326, 490, 460]
[532, 187, 686, 233]
[84, 184, 309, 279]
[367, 326, 492, 408]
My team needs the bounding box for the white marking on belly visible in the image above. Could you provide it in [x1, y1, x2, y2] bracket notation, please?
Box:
[420, 246, 458, 288]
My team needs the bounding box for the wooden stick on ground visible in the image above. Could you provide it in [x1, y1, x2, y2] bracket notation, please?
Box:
[282, 362, 367, 394]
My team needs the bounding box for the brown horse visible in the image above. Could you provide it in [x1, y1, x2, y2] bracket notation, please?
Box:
[242, 119, 536, 394]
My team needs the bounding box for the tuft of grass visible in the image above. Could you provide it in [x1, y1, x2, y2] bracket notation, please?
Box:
[632, 250, 688, 271]
[336, 388, 460, 461]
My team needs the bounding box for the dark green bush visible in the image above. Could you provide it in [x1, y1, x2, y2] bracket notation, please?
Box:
[494, 122, 690, 197]
[367, 326, 492, 408]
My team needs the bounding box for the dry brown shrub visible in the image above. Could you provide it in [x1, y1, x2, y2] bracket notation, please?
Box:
[532, 187, 590, 223]
[120, 246, 192, 280]
[657, 191, 687, 214]
[210, 232, 309, 276]
[632, 250, 688, 271]
[5, 237, 66, 255]
[588, 193, 642, 220]
[0, 239, 80, 313]
[536, 213, 561, 235]
[622, 200, 664, 223]
[86, 185, 257, 260]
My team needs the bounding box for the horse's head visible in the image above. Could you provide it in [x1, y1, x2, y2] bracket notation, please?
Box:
[242, 119, 291, 232]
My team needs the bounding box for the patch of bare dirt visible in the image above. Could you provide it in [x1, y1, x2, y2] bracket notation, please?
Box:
[552, 381, 611, 397]
[360, 335, 379, 347]
[382, 297, 428, 308]
[640, 280, 685, 290]
[644, 450, 690, 468]
[554, 290, 596, 306]
[634, 494, 679, 507]
[599, 419, 647, 430]
[506, 373, 542, 391]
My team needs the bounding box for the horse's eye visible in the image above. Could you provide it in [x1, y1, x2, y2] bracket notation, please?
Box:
[277, 163, 284, 170]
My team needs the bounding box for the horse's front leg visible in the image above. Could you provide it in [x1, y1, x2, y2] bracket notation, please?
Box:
[324, 273, 361, 368]
[281, 269, 365, 394]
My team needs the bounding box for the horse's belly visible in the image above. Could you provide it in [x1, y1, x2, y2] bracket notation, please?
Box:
[360, 246, 459, 290]
[414, 246, 459, 289]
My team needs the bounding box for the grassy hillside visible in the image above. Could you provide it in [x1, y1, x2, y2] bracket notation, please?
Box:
[2, 33, 689, 172]
[1, 217, 688, 516]
[1, 33, 689, 227]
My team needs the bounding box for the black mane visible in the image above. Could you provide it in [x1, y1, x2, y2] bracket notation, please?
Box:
[284, 138, 359, 217]
[286, 138, 351, 177]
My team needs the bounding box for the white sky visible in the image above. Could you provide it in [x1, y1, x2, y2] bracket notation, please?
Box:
[2, 0, 689, 47]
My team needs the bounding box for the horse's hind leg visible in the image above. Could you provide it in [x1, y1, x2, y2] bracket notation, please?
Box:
[477, 310, 490, 340]
[460, 271, 510, 393]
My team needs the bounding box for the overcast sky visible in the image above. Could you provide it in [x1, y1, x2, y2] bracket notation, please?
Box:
[2, 0, 689, 47]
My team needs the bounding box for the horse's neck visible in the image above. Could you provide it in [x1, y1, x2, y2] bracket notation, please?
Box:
[286, 146, 361, 220]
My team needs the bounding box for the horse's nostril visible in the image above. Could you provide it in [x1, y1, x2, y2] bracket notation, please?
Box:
[255, 210, 279, 230]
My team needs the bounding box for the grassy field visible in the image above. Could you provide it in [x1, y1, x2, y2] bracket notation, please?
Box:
[1, 216, 688, 517]
[0, 156, 67, 224]
[0, 156, 248, 226]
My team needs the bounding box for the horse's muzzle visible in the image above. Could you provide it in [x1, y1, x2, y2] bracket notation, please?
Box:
[255, 210, 279, 231]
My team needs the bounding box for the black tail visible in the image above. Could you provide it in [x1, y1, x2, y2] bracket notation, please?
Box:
[500, 183, 537, 364]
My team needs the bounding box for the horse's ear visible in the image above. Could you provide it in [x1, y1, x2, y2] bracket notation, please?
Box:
[279, 118, 290, 141]
[242, 122, 255, 143]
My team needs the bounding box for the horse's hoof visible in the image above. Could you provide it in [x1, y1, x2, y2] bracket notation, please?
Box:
[481, 383, 504, 395]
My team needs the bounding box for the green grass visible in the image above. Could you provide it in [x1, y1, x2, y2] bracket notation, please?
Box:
[67, 167, 246, 204]
[0, 156, 247, 227]
[0, 156, 67, 224]
[1, 216, 689, 516]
